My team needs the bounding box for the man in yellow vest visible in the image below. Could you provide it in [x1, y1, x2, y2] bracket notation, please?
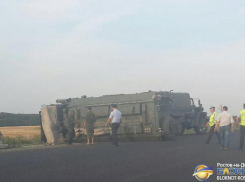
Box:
[236, 103, 245, 150]
[206, 106, 220, 144]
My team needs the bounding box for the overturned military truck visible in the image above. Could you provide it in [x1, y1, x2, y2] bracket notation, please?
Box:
[40, 91, 207, 144]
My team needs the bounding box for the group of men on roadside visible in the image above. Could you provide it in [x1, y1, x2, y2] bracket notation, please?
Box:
[65, 104, 122, 146]
[206, 104, 245, 151]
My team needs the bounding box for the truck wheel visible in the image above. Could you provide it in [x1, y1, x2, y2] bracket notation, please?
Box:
[179, 123, 185, 135]
[175, 117, 185, 135]
[194, 118, 207, 134]
[161, 116, 176, 141]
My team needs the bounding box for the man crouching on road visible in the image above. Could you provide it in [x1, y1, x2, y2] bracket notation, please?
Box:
[106, 104, 122, 147]
[215, 106, 234, 151]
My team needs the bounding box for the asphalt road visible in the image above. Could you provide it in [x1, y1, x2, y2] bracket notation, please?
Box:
[0, 131, 244, 182]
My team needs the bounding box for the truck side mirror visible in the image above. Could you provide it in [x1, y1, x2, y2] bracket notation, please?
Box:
[190, 98, 194, 106]
[198, 100, 202, 106]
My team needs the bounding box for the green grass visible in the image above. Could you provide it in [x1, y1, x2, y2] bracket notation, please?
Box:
[2, 135, 41, 146]
[184, 128, 196, 134]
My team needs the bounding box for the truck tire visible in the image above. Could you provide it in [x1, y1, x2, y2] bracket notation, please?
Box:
[175, 117, 185, 135]
[194, 118, 207, 134]
[179, 122, 185, 135]
[161, 116, 176, 141]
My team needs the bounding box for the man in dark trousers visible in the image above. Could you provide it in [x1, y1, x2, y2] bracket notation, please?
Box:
[65, 110, 76, 145]
[106, 104, 122, 146]
[206, 106, 220, 144]
[236, 103, 245, 150]
[84, 107, 96, 145]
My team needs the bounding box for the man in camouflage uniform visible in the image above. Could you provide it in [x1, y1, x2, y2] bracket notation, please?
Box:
[65, 110, 76, 145]
[84, 107, 96, 145]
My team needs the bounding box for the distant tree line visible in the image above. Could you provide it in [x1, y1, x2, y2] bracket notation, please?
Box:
[0, 112, 40, 127]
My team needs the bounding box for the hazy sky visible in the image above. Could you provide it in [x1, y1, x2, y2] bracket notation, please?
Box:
[1, 0, 245, 114]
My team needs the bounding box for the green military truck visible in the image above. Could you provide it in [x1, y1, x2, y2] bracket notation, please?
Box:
[40, 91, 206, 143]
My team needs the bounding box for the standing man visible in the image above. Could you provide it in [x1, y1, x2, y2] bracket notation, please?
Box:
[215, 106, 234, 151]
[84, 107, 96, 145]
[76, 109, 82, 128]
[106, 104, 122, 146]
[206, 106, 220, 144]
[236, 103, 245, 150]
[65, 110, 76, 145]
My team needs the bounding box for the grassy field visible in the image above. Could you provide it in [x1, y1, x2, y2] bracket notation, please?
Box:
[0, 126, 41, 146]
[0, 126, 41, 138]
